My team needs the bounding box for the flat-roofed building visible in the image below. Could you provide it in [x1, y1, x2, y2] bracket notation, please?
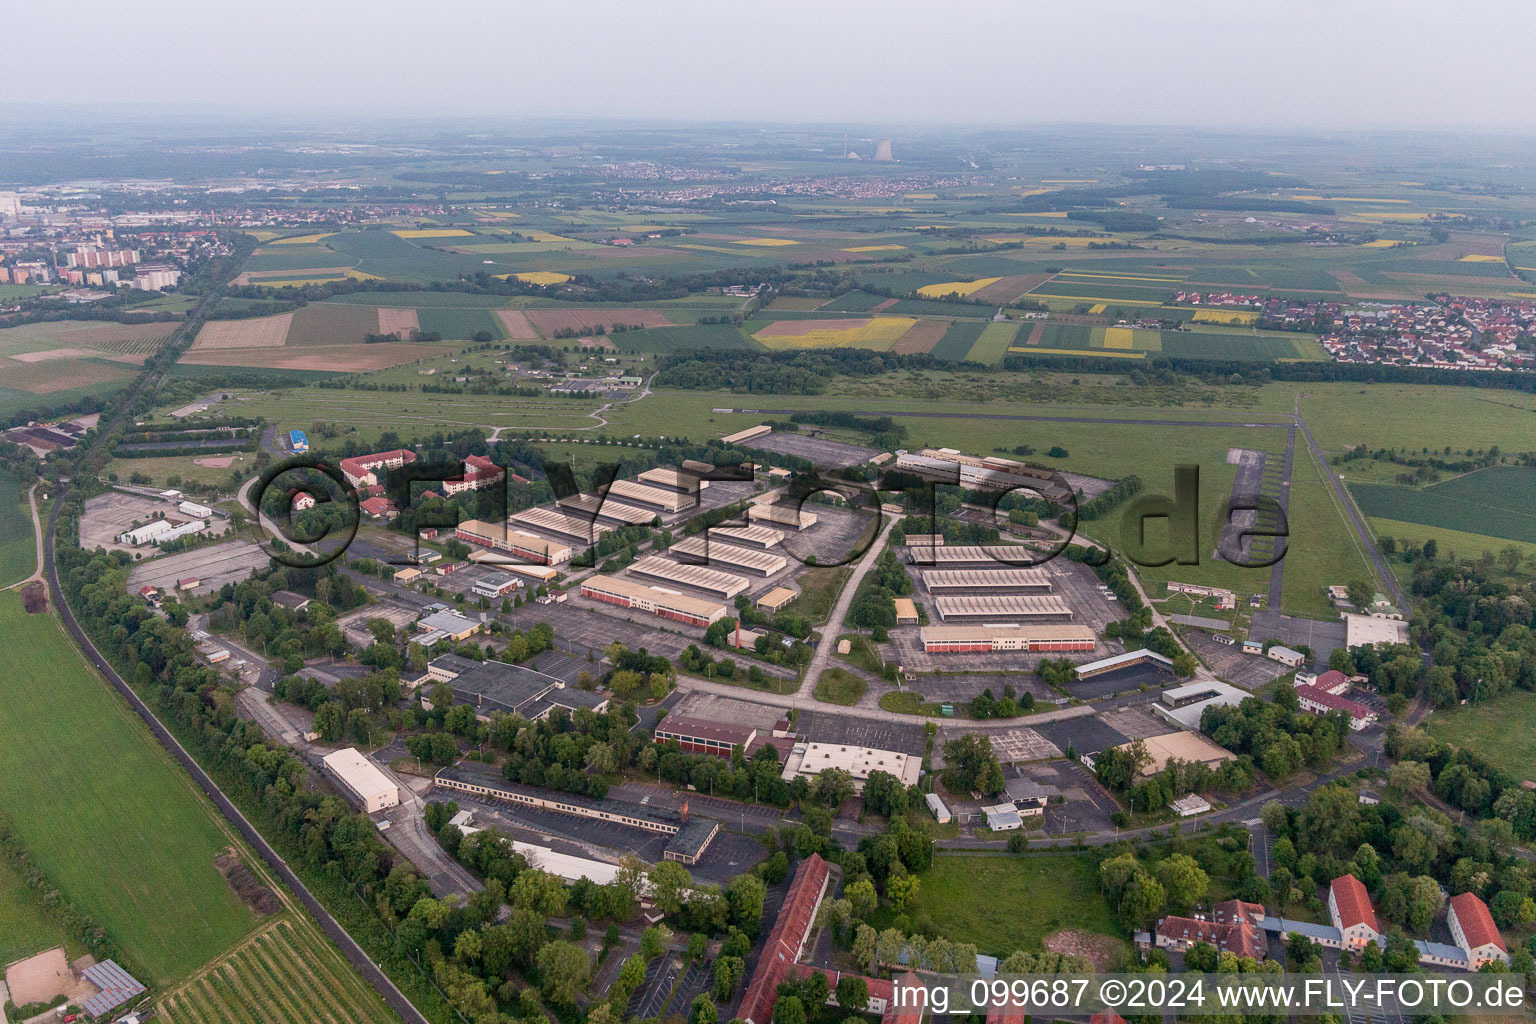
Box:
[418, 610, 482, 642]
[580, 574, 728, 627]
[607, 478, 697, 513]
[1344, 612, 1409, 649]
[905, 544, 1037, 567]
[628, 555, 749, 599]
[653, 715, 786, 761]
[456, 520, 572, 565]
[557, 491, 658, 527]
[748, 502, 818, 530]
[934, 593, 1073, 622]
[433, 764, 716, 864]
[1267, 644, 1306, 668]
[639, 467, 708, 493]
[920, 568, 1052, 593]
[721, 424, 771, 445]
[471, 572, 520, 599]
[509, 506, 612, 544]
[424, 656, 607, 721]
[1122, 731, 1236, 775]
[894, 598, 919, 625]
[1074, 649, 1174, 678]
[711, 523, 784, 549]
[322, 748, 400, 813]
[757, 586, 797, 613]
[919, 624, 1095, 653]
[670, 536, 787, 577]
[781, 741, 921, 789]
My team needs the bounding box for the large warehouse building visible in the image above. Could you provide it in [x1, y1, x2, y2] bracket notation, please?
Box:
[606, 478, 697, 514]
[747, 503, 817, 529]
[557, 492, 658, 526]
[580, 574, 728, 626]
[670, 536, 788, 576]
[920, 568, 1053, 593]
[509, 506, 611, 544]
[456, 520, 573, 565]
[919, 624, 1095, 653]
[905, 544, 1038, 567]
[933, 593, 1073, 622]
[638, 467, 708, 493]
[710, 524, 784, 549]
[322, 748, 400, 813]
[627, 555, 750, 600]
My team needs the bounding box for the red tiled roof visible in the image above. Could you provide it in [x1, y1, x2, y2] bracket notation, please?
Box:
[1314, 669, 1348, 691]
[886, 973, 925, 1024]
[1330, 874, 1381, 933]
[738, 854, 831, 1024]
[1298, 684, 1373, 720]
[340, 448, 416, 481]
[1155, 899, 1267, 961]
[1450, 892, 1506, 953]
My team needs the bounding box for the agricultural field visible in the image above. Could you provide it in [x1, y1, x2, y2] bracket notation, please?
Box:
[1425, 690, 1536, 779]
[752, 316, 916, 351]
[610, 324, 757, 352]
[0, 319, 178, 396]
[0, 592, 255, 982]
[1016, 322, 1323, 362]
[104, 452, 260, 491]
[155, 915, 398, 1024]
[415, 306, 506, 340]
[872, 853, 1122, 958]
[1349, 467, 1536, 545]
[927, 322, 987, 361]
[965, 321, 1022, 364]
[0, 471, 36, 587]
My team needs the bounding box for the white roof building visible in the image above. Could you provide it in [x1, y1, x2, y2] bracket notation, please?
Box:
[321, 748, 400, 814]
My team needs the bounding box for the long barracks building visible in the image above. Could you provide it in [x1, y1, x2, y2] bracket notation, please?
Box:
[919, 624, 1095, 653]
[920, 567, 1052, 593]
[456, 520, 572, 565]
[580, 574, 728, 627]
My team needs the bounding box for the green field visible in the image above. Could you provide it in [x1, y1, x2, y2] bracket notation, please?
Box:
[416, 306, 507, 340]
[879, 853, 1122, 957]
[612, 323, 758, 352]
[1367, 516, 1536, 567]
[156, 916, 398, 1024]
[965, 321, 1021, 364]
[813, 667, 866, 705]
[1024, 323, 1319, 362]
[1350, 467, 1536, 545]
[0, 593, 255, 981]
[0, 855, 73, 966]
[1424, 689, 1536, 778]
[928, 322, 986, 361]
[0, 471, 35, 587]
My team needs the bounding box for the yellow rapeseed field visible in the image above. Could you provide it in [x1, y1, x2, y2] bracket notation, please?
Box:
[916, 277, 1001, 298]
[392, 228, 474, 238]
[731, 237, 800, 247]
[521, 230, 579, 243]
[1012, 346, 1145, 359]
[1102, 327, 1136, 349]
[270, 233, 335, 245]
[1192, 309, 1259, 325]
[754, 317, 916, 351]
[842, 245, 906, 253]
[903, 193, 938, 200]
[1361, 239, 1410, 247]
[1088, 303, 1107, 314]
[511, 271, 572, 285]
[1459, 255, 1506, 263]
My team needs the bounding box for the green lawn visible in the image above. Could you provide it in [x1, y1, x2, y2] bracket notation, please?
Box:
[813, 667, 866, 705]
[0, 471, 35, 587]
[0, 593, 255, 982]
[0, 855, 75, 966]
[880, 853, 1122, 957]
[1424, 689, 1536, 778]
[784, 566, 851, 626]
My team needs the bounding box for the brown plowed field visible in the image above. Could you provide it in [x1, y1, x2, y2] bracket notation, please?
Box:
[495, 309, 542, 339]
[192, 315, 294, 350]
[376, 307, 420, 337]
[890, 319, 950, 354]
[972, 273, 1056, 303]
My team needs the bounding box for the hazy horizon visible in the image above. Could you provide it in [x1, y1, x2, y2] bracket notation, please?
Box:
[10, 0, 1536, 133]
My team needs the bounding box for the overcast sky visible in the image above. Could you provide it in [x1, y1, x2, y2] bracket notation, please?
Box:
[13, 0, 1536, 131]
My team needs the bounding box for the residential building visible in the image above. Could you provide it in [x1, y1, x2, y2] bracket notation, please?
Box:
[1448, 892, 1509, 968]
[321, 748, 400, 814]
[1296, 684, 1377, 731]
[442, 454, 506, 496]
[1328, 874, 1385, 950]
[738, 854, 832, 1024]
[340, 448, 417, 488]
[1155, 899, 1267, 960]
